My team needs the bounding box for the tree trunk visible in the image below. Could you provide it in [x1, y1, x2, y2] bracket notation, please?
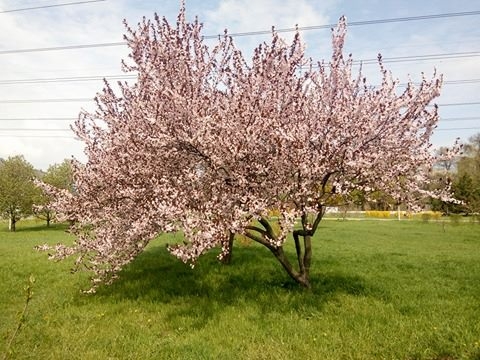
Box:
[243, 211, 325, 289]
[271, 246, 311, 288]
[220, 231, 235, 264]
[9, 216, 16, 232]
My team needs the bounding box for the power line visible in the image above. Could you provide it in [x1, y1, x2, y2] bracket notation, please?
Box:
[1, 10, 479, 55]
[442, 79, 480, 85]
[0, 116, 477, 123]
[0, 117, 76, 121]
[0, 41, 125, 55]
[1, 72, 480, 87]
[0, 74, 135, 85]
[0, 0, 107, 14]
[0, 128, 71, 131]
[396, 79, 480, 88]
[204, 10, 480, 38]
[2, 126, 478, 138]
[440, 117, 480, 122]
[0, 98, 92, 104]
[435, 127, 480, 131]
[3, 118, 480, 132]
[438, 101, 480, 107]
[0, 98, 478, 106]
[354, 51, 480, 65]
[0, 134, 76, 138]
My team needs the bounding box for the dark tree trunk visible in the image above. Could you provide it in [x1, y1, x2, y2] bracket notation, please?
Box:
[243, 209, 324, 289]
[270, 246, 311, 288]
[10, 216, 16, 232]
[220, 231, 235, 264]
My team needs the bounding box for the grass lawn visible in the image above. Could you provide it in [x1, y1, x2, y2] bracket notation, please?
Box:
[1, 219, 479, 359]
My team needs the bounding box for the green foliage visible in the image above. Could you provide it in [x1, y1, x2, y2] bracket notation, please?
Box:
[1, 220, 479, 359]
[41, 160, 73, 191]
[453, 172, 480, 214]
[34, 160, 73, 226]
[453, 133, 480, 214]
[430, 133, 480, 214]
[0, 156, 39, 231]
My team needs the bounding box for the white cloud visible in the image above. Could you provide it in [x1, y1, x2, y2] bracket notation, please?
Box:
[204, 0, 332, 31]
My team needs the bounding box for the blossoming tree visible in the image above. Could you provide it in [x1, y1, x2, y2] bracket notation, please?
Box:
[39, 5, 450, 291]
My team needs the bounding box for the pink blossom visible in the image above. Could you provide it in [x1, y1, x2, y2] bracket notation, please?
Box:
[37, 5, 454, 292]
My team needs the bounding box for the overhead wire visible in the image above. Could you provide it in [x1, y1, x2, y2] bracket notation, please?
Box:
[0, 116, 478, 123]
[206, 10, 480, 38]
[0, 98, 479, 106]
[2, 74, 480, 86]
[0, 0, 107, 14]
[439, 117, 480, 122]
[0, 134, 76, 138]
[0, 74, 135, 85]
[0, 117, 76, 121]
[435, 127, 480, 131]
[0, 128, 71, 131]
[0, 10, 480, 55]
[0, 98, 92, 103]
[3, 127, 479, 138]
[437, 101, 480, 107]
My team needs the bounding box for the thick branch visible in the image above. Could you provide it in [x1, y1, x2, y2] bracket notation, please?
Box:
[244, 230, 275, 251]
[245, 225, 268, 237]
[310, 208, 324, 235]
[259, 217, 277, 240]
[293, 231, 305, 274]
[271, 246, 309, 287]
[245, 228, 309, 287]
[303, 235, 312, 275]
[321, 172, 335, 193]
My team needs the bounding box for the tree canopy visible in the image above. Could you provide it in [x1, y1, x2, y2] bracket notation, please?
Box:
[452, 134, 480, 213]
[0, 155, 38, 231]
[34, 160, 73, 226]
[38, 5, 453, 292]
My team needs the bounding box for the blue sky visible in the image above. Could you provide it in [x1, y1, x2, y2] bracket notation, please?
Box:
[0, 0, 479, 170]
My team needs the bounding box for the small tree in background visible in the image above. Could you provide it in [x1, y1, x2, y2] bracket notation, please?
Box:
[0, 156, 38, 232]
[39, 4, 454, 292]
[34, 160, 73, 227]
[430, 135, 479, 215]
[453, 133, 480, 214]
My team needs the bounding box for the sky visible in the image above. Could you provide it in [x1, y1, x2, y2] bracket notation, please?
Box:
[0, 0, 479, 170]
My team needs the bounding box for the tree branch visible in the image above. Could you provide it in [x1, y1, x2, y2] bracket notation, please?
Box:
[259, 217, 277, 240]
[293, 231, 305, 274]
[244, 230, 275, 251]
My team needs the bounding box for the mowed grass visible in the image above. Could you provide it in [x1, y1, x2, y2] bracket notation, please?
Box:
[1, 219, 479, 360]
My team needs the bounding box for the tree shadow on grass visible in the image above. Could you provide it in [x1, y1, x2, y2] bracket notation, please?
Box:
[92, 243, 382, 328]
[8, 222, 69, 233]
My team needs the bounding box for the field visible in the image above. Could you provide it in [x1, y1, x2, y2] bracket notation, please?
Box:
[1, 219, 479, 360]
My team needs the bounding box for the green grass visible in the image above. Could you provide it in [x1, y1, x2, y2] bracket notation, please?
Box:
[1, 219, 479, 359]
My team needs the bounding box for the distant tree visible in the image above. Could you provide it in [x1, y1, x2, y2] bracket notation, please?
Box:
[429, 146, 458, 214]
[39, 5, 453, 292]
[433, 146, 459, 173]
[34, 160, 73, 226]
[0, 156, 38, 231]
[453, 133, 480, 213]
